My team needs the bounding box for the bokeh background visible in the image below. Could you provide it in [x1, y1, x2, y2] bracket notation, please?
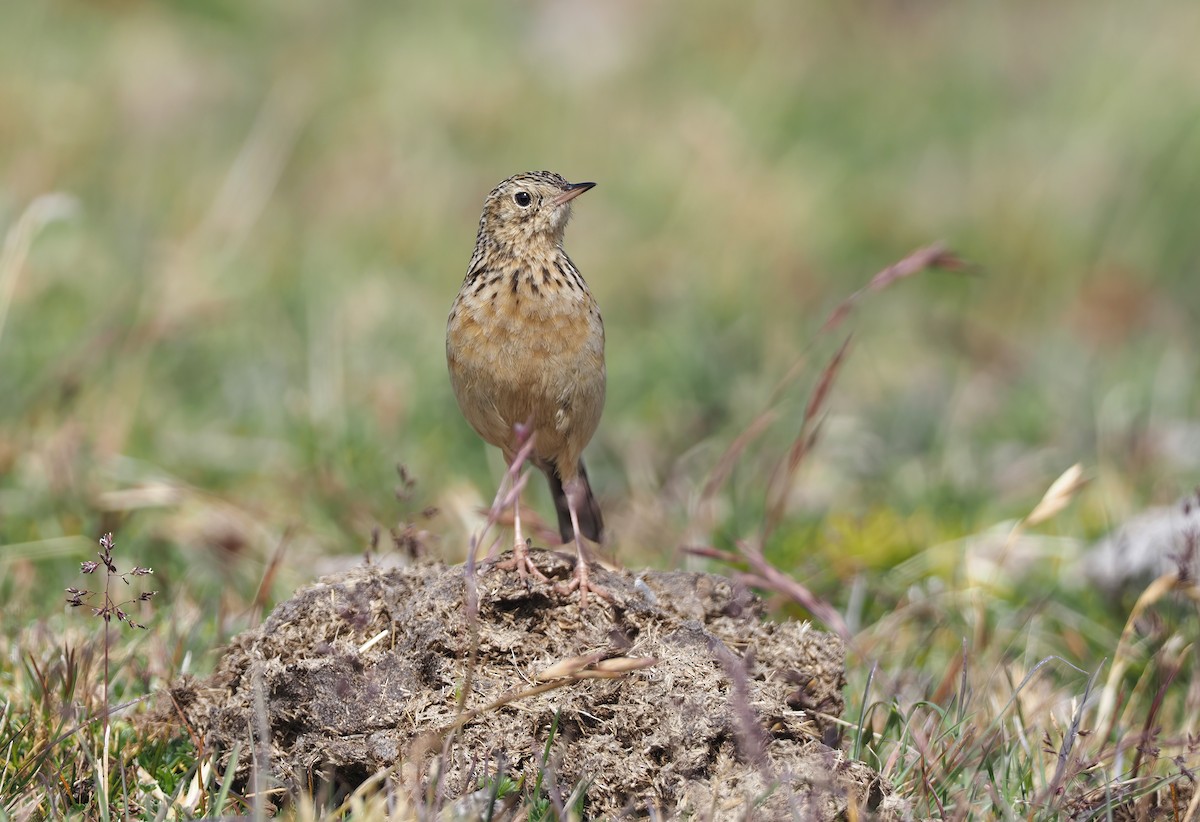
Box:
[3, 0, 1199, 641]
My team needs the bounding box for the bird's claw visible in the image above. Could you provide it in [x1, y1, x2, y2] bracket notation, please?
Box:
[493, 539, 552, 584]
[556, 557, 614, 606]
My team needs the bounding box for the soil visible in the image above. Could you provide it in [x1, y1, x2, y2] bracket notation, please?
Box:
[172, 550, 911, 819]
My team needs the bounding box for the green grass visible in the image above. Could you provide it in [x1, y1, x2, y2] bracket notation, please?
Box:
[3, 0, 1200, 818]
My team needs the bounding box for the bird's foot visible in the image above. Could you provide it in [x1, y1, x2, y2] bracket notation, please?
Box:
[556, 555, 613, 606]
[493, 538, 552, 584]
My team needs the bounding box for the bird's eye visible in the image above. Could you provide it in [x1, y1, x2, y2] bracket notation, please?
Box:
[513, 191, 532, 207]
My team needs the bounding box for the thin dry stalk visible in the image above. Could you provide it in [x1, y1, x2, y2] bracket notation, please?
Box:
[1024, 463, 1088, 529]
[250, 527, 293, 627]
[428, 427, 541, 816]
[763, 335, 851, 540]
[706, 636, 770, 769]
[1183, 777, 1200, 822]
[62, 532, 156, 815]
[452, 429, 539, 809]
[691, 243, 963, 642]
[684, 541, 851, 641]
[413, 680, 593, 767]
[764, 243, 967, 537]
[971, 463, 1088, 652]
[819, 242, 970, 334]
[1096, 571, 1197, 740]
[467, 429, 538, 569]
[406, 645, 656, 816]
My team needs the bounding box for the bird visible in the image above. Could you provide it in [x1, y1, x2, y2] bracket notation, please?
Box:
[446, 171, 608, 604]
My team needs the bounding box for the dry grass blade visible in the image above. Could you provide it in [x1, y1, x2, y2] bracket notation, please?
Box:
[591, 656, 659, 674]
[763, 244, 961, 538]
[1095, 571, 1200, 740]
[820, 242, 971, 334]
[695, 243, 962, 568]
[863, 243, 970, 291]
[1024, 463, 1088, 528]
[535, 653, 605, 682]
[459, 432, 538, 729]
[734, 539, 853, 642]
[684, 541, 851, 641]
[1185, 779, 1200, 822]
[706, 634, 770, 768]
[538, 653, 659, 681]
[1128, 640, 1186, 782]
[410, 680, 583, 769]
[682, 544, 740, 564]
[250, 528, 292, 624]
[763, 335, 851, 539]
[700, 244, 960, 540]
[979, 464, 1090, 597]
[1041, 664, 1103, 802]
[459, 439, 535, 746]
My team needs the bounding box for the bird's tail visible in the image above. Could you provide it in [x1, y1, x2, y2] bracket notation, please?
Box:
[547, 460, 604, 544]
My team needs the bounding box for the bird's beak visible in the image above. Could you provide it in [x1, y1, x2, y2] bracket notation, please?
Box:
[551, 181, 596, 206]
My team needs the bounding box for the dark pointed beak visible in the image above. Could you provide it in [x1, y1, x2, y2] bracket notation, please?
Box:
[551, 181, 596, 206]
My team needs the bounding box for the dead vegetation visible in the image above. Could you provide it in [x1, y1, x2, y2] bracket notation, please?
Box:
[171, 552, 909, 819]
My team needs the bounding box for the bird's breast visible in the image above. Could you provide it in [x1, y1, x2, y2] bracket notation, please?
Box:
[447, 262, 605, 449]
[449, 265, 603, 371]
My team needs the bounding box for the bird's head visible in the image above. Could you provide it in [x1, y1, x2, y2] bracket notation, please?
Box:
[477, 171, 595, 250]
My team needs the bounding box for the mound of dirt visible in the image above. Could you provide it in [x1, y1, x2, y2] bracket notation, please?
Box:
[173, 551, 908, 819]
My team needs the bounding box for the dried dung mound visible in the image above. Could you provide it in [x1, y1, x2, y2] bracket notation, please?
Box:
[175, 551, 908, 819]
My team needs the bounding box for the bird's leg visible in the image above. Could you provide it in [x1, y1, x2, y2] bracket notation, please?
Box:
[512, 487, 523, 556]
[504, 479, 549, 583]
[489, 431, 550, 584]
[557, 477, 613, 606]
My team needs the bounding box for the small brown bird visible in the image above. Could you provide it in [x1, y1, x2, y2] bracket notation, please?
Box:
[446, 171, 607, 603]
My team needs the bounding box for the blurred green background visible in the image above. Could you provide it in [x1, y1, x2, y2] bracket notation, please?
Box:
[2, 0, 1199, 621]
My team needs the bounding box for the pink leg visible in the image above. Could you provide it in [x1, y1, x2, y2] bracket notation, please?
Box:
[556, 478, 612, 606]
[496, 473, 550, 583]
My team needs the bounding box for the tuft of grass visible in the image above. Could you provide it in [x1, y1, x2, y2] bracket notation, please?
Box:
[835, 486, 1200, 819]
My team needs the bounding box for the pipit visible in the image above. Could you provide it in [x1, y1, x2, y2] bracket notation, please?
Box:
[446, 171, 608, 603]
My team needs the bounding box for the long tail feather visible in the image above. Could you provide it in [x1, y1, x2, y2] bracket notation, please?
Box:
[547, 460, 604, 543]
